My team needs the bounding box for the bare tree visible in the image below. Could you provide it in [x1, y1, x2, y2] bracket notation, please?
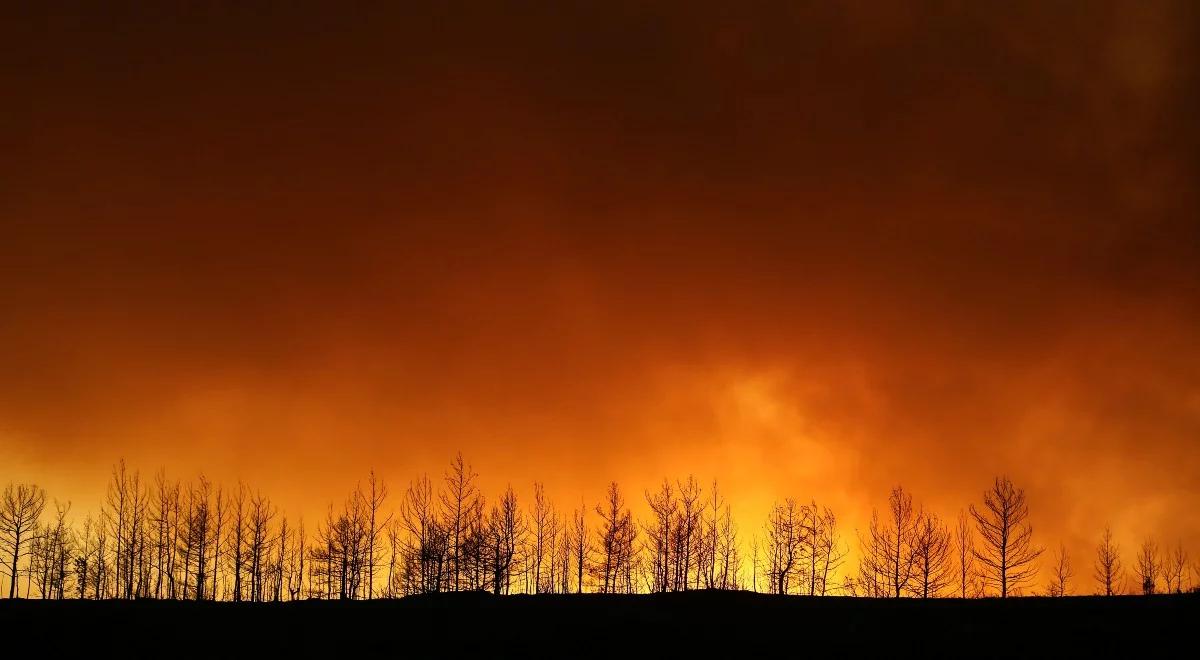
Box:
[49, 501, 74, 600]
[125, 475, 148, 599]
[764, 498, 803, 595]
[487, 485, 524, 594]
[954, 510, 976, 598]
[230, 483, 247, 601]
[858, 486, 921, 598]
[1048, 543, 1072, 597]
[795, 502, 845, 596]
[594, 482, 636, 594]
[970, 476, 1042, 597]
[643, 479, 675, 593]
[385, 518, 401, 597]
[104, 460, 144, 599]
[311, 492, 371, 600]
[531, 482, 552, 594]
[799, 502, 821, 596]
[248, 491, 276, 601]
[717, 501, 745, 591]
[151, 470, 176, 599]
[544, 507, 561, 593]
[1093, 525, 1124, 596]
[572, 500, 587, 594]
[702, 479, 724, 589]
[106, 460, 147, 600]
[1164, 541, 1188, 594]
[750, 534, 759, 593]
[183, 476, 213, 601]
[398, 474, 447, 595]
[1, 483, 48, 598]
[74, 515, 94, 599]
[210, 485, 225, 600]
[362, 469, 390, 599]
[440, 452, 479, 592]
[290, 518, 306, 600]
[910, 512, 953, 598]
[311, 504, 336, 599]
[1133, 538, 1161, 595]
[273, 515, 289, 601]
[89, 515, 110, 598]
[460, 500, 488, 591]
[674, 476, 702, 591]
[554, 511, 571, 594]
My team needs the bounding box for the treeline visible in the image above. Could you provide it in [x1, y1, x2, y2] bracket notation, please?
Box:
[0, 455, 1195, 601]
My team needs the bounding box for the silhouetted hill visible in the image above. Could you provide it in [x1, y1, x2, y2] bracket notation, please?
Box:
[4, 591, 1195, 658]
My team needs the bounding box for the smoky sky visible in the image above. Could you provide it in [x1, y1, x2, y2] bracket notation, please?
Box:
[3, 1, 1199, 567]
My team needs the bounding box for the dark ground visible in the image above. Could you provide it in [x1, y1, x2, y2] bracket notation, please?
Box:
[3, 591, 1195, 658]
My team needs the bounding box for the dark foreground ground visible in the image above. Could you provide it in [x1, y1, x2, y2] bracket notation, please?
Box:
[3, 591, 1196, 658]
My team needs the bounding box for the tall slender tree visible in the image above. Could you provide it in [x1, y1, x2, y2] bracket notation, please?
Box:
[572, 500, 587, 594]
[1164, 542, 1188, 594]
[531, 482, 552, 594]
[440, 453, 479, 592]
[954, 510, 975, 598]
[970, 476, 1042, 597]
[1094, 525, 1123, 596]
[362, 469, 390, 599]
[230, 483, 247, 602]
[594, 482, 636, 594]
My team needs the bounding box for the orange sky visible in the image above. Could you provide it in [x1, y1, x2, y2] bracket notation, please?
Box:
[3, 1, 1199, 591]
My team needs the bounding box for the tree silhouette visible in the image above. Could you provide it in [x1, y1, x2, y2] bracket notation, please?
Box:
[362, 470, 390, 599]
[764, 498, 802, 595]
[800, 502, 845, 596]
[531, 482, 553, 594]
[151, 470, 179, 599]
[571, 501, 588, 594]
[248, 491, 277, 601]
[954, 510, 976, 598]
[595, 482, 636, 594]
[3, 453, 1197, 604]
[1163, 541, 1187, 594]
[1048, 543, 1072, 597]
[30, 499, 71, 599]
[702, 480, 723, 589]
[486, 485, 524, 595]
[1094, 525, 1124, 596]
[73, 515, 94, 599]
[1133, 538, 1161, 595]
[643, 479, 675, 593]
[440, 453, 479, 593]
[104, 460, 147, 599]
[289, 518, 306, 600]
[398, 474, 447, 595]
[910, 512, 952, 598]
[230, 483, 248, 601]
[555, 511, 572, 594]
[1, 483, 47, 598]
[183, 476, 213, 600]
[272, 514, 290, 601]
[210, 484, 226, 600]
[969, 476, 1042, 598]
[859, 487, 921, 598]
[714, 497, 744, 591]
